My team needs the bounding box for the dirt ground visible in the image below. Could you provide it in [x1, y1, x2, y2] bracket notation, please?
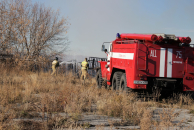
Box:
[12, 99, 194, 130]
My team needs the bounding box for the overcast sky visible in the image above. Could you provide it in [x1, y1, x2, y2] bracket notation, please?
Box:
[32, 0, 194, 59]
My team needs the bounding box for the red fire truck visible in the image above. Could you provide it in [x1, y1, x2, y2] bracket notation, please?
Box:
[96, 33, 193, 93]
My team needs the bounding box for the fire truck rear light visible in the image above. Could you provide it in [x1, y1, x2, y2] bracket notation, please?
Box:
[138, 74, 143, 77]
[186, 37, 191, 44]
[186, 77, 193, 80]
[158, 36, 163, 42]
[134, 80, 148, 84]
[151, 34, 158, 41]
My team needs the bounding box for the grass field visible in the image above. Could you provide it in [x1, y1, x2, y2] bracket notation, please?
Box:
[0, 67, 194, 130]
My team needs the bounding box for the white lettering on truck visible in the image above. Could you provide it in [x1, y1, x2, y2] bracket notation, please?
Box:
[150, 50, 157, 57]
[176, 51, 182, 58]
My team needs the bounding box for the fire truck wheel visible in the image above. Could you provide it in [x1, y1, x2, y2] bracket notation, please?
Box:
[119, 73, 128, 92]
[112, 72, 123, 91]
[96, 69, 103, 89]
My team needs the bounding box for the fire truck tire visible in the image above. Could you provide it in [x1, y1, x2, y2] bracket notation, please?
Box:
[119, 73, 129, 92]
[96, 69, 103, 89]
[112, 72, 123, 91]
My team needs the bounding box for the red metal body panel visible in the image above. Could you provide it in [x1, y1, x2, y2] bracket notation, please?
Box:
[183, 47, 194, 91]
[111, 42, 137, 88]
[99, 61, 107, 79]
[100, 33, 194, 92]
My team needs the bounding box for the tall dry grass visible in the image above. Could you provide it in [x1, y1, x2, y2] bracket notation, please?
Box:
[0, 66, 193, 129]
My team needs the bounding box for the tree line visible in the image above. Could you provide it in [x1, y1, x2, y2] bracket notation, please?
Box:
[0, 0, 69, 68]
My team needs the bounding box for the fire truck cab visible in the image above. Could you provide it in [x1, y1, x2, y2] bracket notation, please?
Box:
[96, 33, 194, 93]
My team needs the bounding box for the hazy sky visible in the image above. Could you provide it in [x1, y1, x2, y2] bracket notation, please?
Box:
[32, 0, 194, 58]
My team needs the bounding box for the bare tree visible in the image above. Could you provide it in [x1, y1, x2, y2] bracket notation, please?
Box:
[0, 0, 69, 62]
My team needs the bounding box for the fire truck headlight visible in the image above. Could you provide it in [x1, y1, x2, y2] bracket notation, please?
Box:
[134, 80, 148, 84]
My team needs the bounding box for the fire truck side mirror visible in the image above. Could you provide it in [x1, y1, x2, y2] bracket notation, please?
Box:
[101, 45, 105, 51]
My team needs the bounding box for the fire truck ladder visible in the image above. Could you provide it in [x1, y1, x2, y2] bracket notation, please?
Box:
[137, 42, 147, 71]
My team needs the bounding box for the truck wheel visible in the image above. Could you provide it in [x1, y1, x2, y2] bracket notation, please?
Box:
[112, 72, 123, 91]
[119, 73, 129, 92]
[96, 69, 103, 89]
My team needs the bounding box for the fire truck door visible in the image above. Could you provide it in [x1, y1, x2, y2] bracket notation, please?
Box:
[106, 43, 112, 81]
[107, 43, 112, 71]
[167, 48, 184, 78]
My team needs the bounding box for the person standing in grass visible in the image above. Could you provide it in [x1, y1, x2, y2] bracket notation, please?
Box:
[81, 58, 89, 85]
[51, 57, 59, 76]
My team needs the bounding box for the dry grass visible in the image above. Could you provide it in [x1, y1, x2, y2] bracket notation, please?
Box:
[0, 67, 193, 129]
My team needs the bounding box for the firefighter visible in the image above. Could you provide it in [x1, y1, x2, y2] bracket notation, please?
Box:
[51, 57, 59, 76]
[81, 58, 89, 85]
